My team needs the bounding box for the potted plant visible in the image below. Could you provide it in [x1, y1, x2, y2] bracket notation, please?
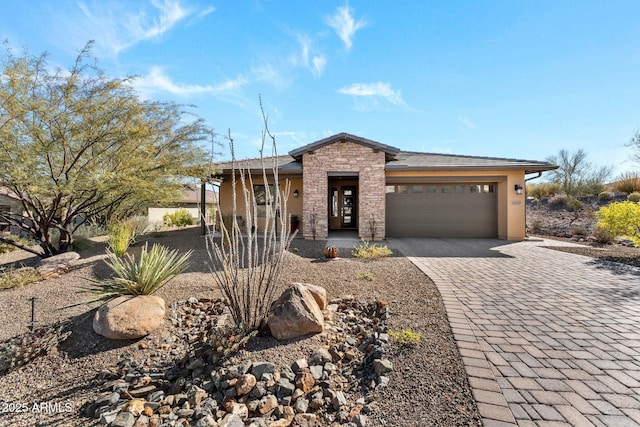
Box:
[290, 214, 299, 233]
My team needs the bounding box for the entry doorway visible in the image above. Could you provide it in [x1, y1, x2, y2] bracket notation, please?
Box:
[328, 178, 358, 231]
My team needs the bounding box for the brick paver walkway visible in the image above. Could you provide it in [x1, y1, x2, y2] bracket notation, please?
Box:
[389, 237, 640, 427]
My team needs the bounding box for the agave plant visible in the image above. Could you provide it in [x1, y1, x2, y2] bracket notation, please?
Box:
[79, 243, 191, 303]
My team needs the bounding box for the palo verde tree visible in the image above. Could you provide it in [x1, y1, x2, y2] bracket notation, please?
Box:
[0, 42, 211, 257]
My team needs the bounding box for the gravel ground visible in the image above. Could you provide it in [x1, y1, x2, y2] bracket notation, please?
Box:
[0, 227, 481, 426]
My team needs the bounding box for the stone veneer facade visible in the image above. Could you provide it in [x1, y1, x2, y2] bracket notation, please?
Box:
[301, 141, 386, 240]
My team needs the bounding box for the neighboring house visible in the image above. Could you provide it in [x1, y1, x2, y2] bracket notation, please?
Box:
[0, 187, 24, 234]
[148, 187, 217, 226]
[214, 133, 557, 241]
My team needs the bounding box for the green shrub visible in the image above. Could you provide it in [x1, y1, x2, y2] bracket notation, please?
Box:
[357, 272, 375, 281]
[598, 191, 614, 202]
[592, 225, 615, 244]
[81, 243, 192, 302]
[352, 241, 393, 259]
[614, 172, 640, 194]
[572, 226, 587, 236]
[0, 323, 71, 375]
[207, 324, 257, 365]
[529, 220, 542, 233]
[107, 221, 134, 257]
[127, 215, 149, 243]
[163, 208, 193, 227]
[527, 182, 561, 199]
[548, 195, 569, 209]
[389, 328, 422, 347]
[628, 192, 640, 203]
[567, 198, 583, 212]
[596, 201, 640, 246]
[0, 265, 41, 290]
[0, 235, 34, 254]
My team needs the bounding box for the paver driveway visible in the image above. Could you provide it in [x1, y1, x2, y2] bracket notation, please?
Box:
[389, 237, 640, 427]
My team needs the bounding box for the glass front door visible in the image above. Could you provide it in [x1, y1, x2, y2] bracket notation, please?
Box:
[341, 186, 356, 228]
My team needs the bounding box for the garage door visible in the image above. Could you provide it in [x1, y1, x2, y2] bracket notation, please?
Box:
[385, 183, 497, 237]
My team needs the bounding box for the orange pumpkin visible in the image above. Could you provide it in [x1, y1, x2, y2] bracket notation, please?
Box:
[323, 245, 339, 259]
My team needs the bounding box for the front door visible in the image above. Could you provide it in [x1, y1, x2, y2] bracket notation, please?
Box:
[341, 186, 357, 228]
[328, 180, 358, 230]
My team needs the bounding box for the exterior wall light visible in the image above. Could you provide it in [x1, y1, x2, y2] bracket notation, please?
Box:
[514, 184, 524, 195]
[293, 189, 299, 198]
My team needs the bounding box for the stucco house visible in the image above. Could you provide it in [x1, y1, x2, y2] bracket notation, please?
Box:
[0, 187, 24, 234]
[148, 187, 217, 227]
[214, 133, 556, 241]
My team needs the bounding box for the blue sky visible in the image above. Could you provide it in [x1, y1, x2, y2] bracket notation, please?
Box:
[2, 1, 639, 176]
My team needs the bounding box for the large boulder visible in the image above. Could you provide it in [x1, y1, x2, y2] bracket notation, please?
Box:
[36, 251, 80, 278]
[294, 283, 327, 310]
[267, 284, 324, 340]
[93, 295, 165, 340]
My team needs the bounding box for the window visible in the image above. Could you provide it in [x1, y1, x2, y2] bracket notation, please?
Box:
[331, 187, 339, 217]
[470, 185, 481, 194]
[412, 185, 423, 193]
[455, 185, 465, 194]
[483, 184, 495, 193]
[440, 185, 452, 194]
[253, 184, 274, 205]
[397, 185, 409, 194]
[425, 185, 437, 193]
[385, 185, 396, 193]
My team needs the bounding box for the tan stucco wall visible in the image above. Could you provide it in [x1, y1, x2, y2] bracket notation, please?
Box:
[217, 176, 303, 234]
[385, 169, 527, 240]
[302, 142, 386, 240]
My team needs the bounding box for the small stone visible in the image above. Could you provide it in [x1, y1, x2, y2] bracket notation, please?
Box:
[235, 374, 257, 395]
[147, 391, 165, 402]
[176, 408, 195, 418]
[292, 388, 305, 401]
[332, 391, 347, 410]
[111, 411, 135, 427]
[353, 414, 368, 427]
[372, 359, 393, 375]
[129, 385, 156, 398]
[251, 362, 276, 379]
[133, 414, 149, 427]
[259, 395, 278, 415]
[323, 362, 336, 373]
[295, 372, 315, 394]
[308, 348, 332, 365]
[291, 358, 308, 373]
[309, 365, 323, 380]
[293, 413, 317, 426]
[277, 378, 295, 397]
[194, 415, 218, 427]
[294, 397, 309, 413]
[230, 403, 249, 421]
[219, 413, 245, 427]
[187, 385, 208, 407]
[123, 399, 146, 416]
[280, 366, 295, 381]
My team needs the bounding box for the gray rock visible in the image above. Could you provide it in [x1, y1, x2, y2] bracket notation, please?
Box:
[195, 415, 218, 427]
[332, 391, 347, 410]
[111, 411, 135, 427]
[277, 378, 295, 397]
[372, 359, 393, 375]
[353, 414, 368, 427]
[309, 365, 324, 380]
[251, 362, 275, 379]
[219, 413, 245, 427]
[309, 348, 332, 365]
[291, 358, 308, 373]
[35, 251, 80, 278]
[294, 397, 309, 413]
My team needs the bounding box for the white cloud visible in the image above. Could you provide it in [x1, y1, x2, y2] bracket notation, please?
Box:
[326, 5, 367, 50]
[251, 62, 293, 90]
[458, 116, 477, 130]
[338, 82, 407, 107]
[133, 66, 248, 99]
[289, 33, 326, 77]
[73, 0, 209, 57]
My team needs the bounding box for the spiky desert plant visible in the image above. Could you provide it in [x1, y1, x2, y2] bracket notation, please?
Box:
[107, 220, 135, 257]
[206, 100, 295, 331]
[80, 243, 191, 303]
[0, 323, 71, 375]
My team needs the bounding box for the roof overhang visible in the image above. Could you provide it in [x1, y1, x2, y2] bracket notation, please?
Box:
[288, 133, 400, 161]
